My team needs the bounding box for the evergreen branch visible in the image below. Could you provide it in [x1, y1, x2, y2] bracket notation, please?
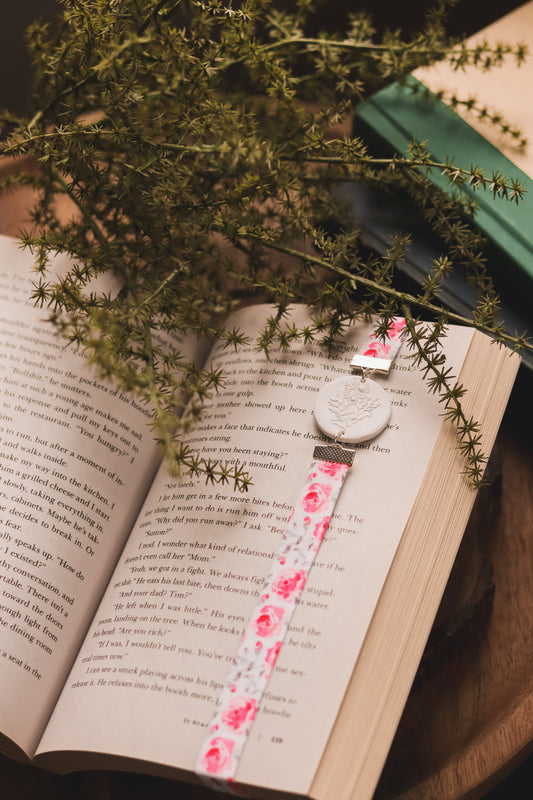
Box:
[171, 442, 253, 491]
[133, 268, 182, 313]
[222, 33, 526, 69]
[430, 88, 528, 147]
[27, 1, 184, 130]
[142, 322, 252, 491]
[3, 127, 526, 207]
[138, 0, 182, 35]
[401, 306, 488, 487]
[240, 234, 532, 356]
[296, 148, 527, 202]
[1, 0, 529, 487]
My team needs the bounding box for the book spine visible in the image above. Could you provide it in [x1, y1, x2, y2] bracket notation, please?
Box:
[352, 76, 533, 311]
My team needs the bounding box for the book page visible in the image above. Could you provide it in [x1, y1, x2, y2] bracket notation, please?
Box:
[414, 1, 533, 178]
[0, 237, 166, 757]
[36, 305, 474, 794]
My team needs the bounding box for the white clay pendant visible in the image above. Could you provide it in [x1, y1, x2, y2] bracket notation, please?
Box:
[314, 375, 390, 443]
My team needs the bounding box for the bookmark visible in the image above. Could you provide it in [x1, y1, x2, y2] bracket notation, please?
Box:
[195, 318, 406, 793]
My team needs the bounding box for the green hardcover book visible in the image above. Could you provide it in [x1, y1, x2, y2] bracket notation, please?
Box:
[352, 2, 533, 325]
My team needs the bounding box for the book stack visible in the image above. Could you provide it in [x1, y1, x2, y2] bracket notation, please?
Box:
[351, 1, 533, 365]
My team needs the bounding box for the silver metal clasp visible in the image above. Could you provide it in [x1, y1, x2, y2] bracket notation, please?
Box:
[313, 442, 355, 466]
[350, 353, 391, 375]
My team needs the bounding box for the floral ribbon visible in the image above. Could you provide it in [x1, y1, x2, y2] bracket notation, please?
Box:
[195, 317, 406, 793]
[195, 454, 352, 792]
[350, 316, 406, 374]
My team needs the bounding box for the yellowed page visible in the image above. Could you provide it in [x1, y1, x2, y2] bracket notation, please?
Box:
[36, 305, 474, 794]
[0, 236, 164, 758]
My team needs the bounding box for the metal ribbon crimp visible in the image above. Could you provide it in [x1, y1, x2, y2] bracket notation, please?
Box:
[313, 443, 355, 466]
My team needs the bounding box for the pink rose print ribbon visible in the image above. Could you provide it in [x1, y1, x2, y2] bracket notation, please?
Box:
[196, 453, 351, 793]
[350, 316, 406, 374]
[196, 318, 405, 793]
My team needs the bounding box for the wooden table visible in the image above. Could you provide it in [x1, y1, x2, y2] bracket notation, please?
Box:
[1, 153, 532, 799]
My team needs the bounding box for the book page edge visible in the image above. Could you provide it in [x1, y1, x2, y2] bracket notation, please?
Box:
[309, 333, 520, 800]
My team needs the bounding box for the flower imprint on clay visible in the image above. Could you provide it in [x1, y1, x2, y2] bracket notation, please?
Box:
[314, 374, 390, 443]
[328, 382, 381, 429]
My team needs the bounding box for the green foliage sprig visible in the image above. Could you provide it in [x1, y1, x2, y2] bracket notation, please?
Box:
[0, 0, 531, 489]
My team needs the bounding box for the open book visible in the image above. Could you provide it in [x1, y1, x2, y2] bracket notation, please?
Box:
[0, 234, 519, 799]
